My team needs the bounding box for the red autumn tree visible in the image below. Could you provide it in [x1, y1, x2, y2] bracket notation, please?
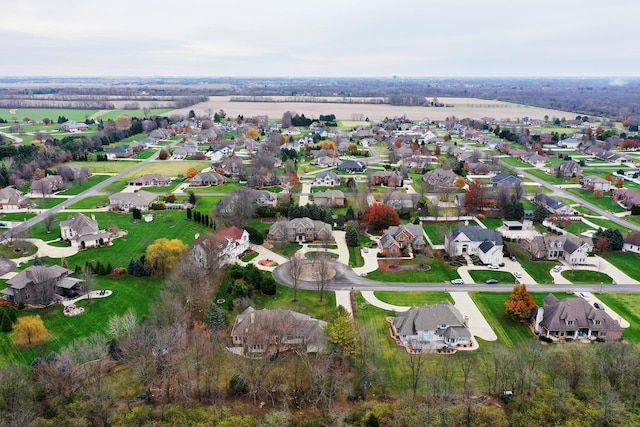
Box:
[615, 177, 624, 188]
[505, 284, 536, 322]
[595, 236, 610, 255]
[361, 204, 400, 232]
[464, 179, 487, 212]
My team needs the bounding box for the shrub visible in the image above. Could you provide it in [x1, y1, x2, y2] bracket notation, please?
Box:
[163, 193, 177, 203]
[151, 201, 166, 210]
[203, 302, 227, 331]
[261, 276, 277, 295]
[245, 226, 265, 245]
[110, 267, 127, 280]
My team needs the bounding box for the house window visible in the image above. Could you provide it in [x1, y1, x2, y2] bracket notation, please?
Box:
[567, 320, 574, 326]
[440, 324, 447, 328]
[595, 320, 601, 325]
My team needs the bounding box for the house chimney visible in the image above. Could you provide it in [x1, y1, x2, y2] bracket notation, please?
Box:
[91, 214, 96, 221]
[464, 315, 469, 327]
[250, 312, 255, 324]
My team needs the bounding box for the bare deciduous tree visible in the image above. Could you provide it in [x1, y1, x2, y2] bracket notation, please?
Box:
[313, 254, 332, 303]
[43, 213, 56, 233]
[288, 255, 303, 302]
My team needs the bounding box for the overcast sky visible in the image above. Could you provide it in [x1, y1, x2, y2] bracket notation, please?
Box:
[2, 0, 638, 78]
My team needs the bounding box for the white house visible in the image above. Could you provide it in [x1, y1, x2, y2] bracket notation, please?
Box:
[108, 190, 157, 212]
[392, 302, 473, 351]
[192, 226, 250, 268]
[623, 232, 640, 254]
[60, 213, 111, 248]
[445, 226, 503, 265]
[313, 171, 341, 187]
[525, 235, 592, 265]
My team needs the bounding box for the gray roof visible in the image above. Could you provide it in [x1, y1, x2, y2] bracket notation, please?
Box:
[7, 265, 72, 290]
[231, 307, 327, 345]
[450, 226, 503, 245]
[109, 190, 157, 206]
[478, 240, 495, 253]
[314, 190, 345, 199]
[490, 173, 522, 186]
[539, 295, 621, 333]
[315, 171, 340, 181]
[394, 301, 469, 336]
[60, 213, 99, 236]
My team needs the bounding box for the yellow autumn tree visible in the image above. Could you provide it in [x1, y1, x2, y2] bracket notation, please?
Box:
[246, 128, 260, 139]
[116, 114, 132, 130]
[318, 140, 336, 151]
[12, 315, 47, 345]
[454, 176, 467, 188]
[186, 167, 198, 179]
[145, 238, 188, 277]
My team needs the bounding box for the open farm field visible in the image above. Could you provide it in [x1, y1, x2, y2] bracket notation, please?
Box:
[0, 108, 97, 121]
[167, 96, 578, 122]
[97, 109, 172, 120]
[66, 161, 134, 174]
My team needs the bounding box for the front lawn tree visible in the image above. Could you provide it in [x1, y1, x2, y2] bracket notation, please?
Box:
[288, 255, 303, 302]
[145, 238, 188, 277]
[361, 204, 400, 232]
[12, 315, 47, 345]
[345, 224, 359, 247]
[43, 213, 56, 233]
[505, 284, 536, 322]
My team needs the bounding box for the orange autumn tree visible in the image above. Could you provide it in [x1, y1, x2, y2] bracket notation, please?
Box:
[186, 167, 198, 178]
[505, 284, 536, 321]
[362, 204, 400, 232]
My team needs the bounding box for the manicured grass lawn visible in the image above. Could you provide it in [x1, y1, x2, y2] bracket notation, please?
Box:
[241, 251, 259, 262]
[563, 220, 595, 235]
[66, 195, 109, 209]
[66, 161, 133, 174]
[422, 221, 465, 245]
[505, 242, 556, 284]
[248, 219, 273, 235]
[124, 161, 210, 178]
[479, 218, 503, 230]
[191, 196, 223, 213]
[270, 242, 302, 258]
[0, 275, 163, 366]
[373, 291, 453, 306]
[565, 188, 625, 213]
[34, 197, 66, 209]
[135, 149, 157, 159]
[190, 181, 244, 194]
[0, 241, 38, 259]
[0, 213, 37, 221]
[603, 252, 640, 279]
[526, 168, 571, 185]
[57, 175, 111, 196]
[471, 292, 547, 347]
[587, 217, 618, 230]
[468, 270, 519, 284]
[96, 109, 172, 121]
[501, 157, 532, 168]
[595, 293, 640, 342]
[348, 246, 364, 267]
[561, 269, 613, 284]
[366, 256, 459, 283]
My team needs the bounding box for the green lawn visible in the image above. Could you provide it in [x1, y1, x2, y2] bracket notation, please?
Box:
[95, 109, 172, 121]
[471, 292, 544, 347]
[565, 188, 625, 213]
[0, 108, 97, 121]
[373, 291, 453, 306]
[135, 149, 157, 159]
[191, 196, 223, 213]
[0, 213, 37, 222]
[65, 196, 108, 210]
[561, 270, 613, 284]
[241, 251, 259, 262]
[270, 242, 302, 258]
[603, 252, 640, 279]
[66, 161, 134, 174]
[501, 157, 532, 168]
[422, 221, 465, 245]
[0, 275, 163, 366]
[348, 246, 364, 267]
[595, 294, 640, 342]
[0, 241, 38, 259]
[479, 218, 503, 230]
[248, 219, 273, 235]
[34, 197, 67, 209]
[366, 256, 459, 283]
[468, 270, 519, 284]
[526, 168, 572, 185]
[505, 242, 557, 284]
[57, 175, 111, 196]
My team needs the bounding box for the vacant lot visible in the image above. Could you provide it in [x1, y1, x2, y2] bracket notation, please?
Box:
[0, 108, 97, 121]
[596, 293, 640, 342]
[561, 270, 613, 284]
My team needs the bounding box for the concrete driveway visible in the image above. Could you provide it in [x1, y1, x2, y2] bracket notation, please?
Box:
[457, 259, 535, 285]
[298, 182, 311, 206]
[551, 256, 638, 285]
[574, 292, 630, 328]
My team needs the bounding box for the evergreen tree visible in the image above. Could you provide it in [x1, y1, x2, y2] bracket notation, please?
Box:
[127, 259, 137, 276]
[323, 211, 334, 225]
[186, 208, 192, 220]
[203, 302, 227, 331]
[189, 191, 197, 205]
[533, 204, 549, 223]
[345, 224, 359, 247]
[335, 214, 346, 228]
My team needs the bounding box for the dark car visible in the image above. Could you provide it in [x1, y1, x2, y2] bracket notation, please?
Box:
[594, 302, 605, 310]
[485, 279, 499, 284]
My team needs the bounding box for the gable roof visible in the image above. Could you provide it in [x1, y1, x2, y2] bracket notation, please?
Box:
[7, 265, 72, 290]
[450, 226, 503, 245]
[60, 213, 99, 236]
[109, 190, 157, 206]
[539, 295, 621, 333]
[394, 301, 469, 337]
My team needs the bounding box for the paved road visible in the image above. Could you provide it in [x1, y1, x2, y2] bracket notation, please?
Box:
[272, 259, 640, 293]
[499, 160, 640, 232]
[1, 149, 166, 241]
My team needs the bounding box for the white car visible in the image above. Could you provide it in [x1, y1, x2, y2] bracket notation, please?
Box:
[362, 247, 369, 253]
[451, 278, 465, 285]
[513, 272, 523, 279]
[488, 264, 499, 269]
[552, 266, 562, 272]
[579, 292, 591, 301]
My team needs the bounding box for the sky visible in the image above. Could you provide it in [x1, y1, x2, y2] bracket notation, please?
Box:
[1, 0, 638, 78]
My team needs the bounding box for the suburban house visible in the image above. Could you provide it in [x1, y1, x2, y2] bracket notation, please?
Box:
[0, 187, 31, 210]
[172, 141, 201, 160]
[383, 192, 417, 210]
[337, 159, 367, 173]
[57, 165, 91, 181]
[60, 213, 111, 248]
[213, 156, 244, 178]
[106, 145, 134, 160]
[558, 137, 580, 149]
[1, 265, 83, 306]
[465, 162, 499, 176]
[189, 172, 227, 187]
[371, 171, 403, 187]
[267, 217, 333, 243]
[490, 173, 523, 188]
[313, 190, 346, 208]
[524, 235, 592, 265]
[313, 171, 341, 187]
[391, 302, 472, 352]
[380, 224, 425, 257]
[552, 160, 582, 177]
[253, 189, 278, 208]
[536, 194, 573, 215]
[596, 150, 633, 164]
[532, 294, 622, 342]
[128, 174, 171, 187]
[30, 175, 66, 194]
[109, 190, 157, 212]
[311, 155, 339, 167]
[60, 120, 89, 132]
[192, 226, 250, 268]
[444, 226, 504, 265]
[214, 144, 234, 157]
[612, 189, 640, 210]
[520, 152, 548, 167]
[421, 169, 459, 188]
[231, 307, 327, 355]
[623, 232, 640, 254]
[581, 175, 612, 192]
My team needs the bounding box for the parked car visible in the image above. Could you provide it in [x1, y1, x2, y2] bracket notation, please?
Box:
[552, 265, 562, 272]
[362, 247, 369, 253]
[513, 272, 523, 279]
[485, 279, 499, 284]
[488, 264, 499, 270]
[451, 278, 465, 285]
[579, 292, 591, 301]
[510, 256, 517, 261]
[594, 302, 605, 310]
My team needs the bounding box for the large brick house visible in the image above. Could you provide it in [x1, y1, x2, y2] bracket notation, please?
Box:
[379, 224, 425, 257]
[444, 226, 503, 265]
[2, 265, 83, 305]
[267, 217, 332, 243]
